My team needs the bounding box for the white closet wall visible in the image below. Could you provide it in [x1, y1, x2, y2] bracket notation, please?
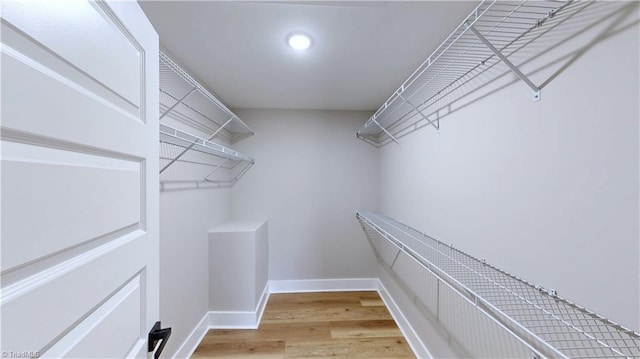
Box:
[230, 109, 379, 280]
[159, 190, 230, 357]
[378, 1, 639, 333]
[157, 48, 234, 358]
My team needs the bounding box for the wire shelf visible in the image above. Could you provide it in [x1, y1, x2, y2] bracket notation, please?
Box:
[160, 124, 252, 162]
[356, 211, 640, 358]
[159, 124, 253, 186]
[158, 51, 254, 185]
[356, 0, 584, 146]
[159, 51, 254, 143]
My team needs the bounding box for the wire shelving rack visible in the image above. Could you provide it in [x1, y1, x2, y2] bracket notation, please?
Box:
[357, 211, 640, 358]
[356, 0, 586, 146]
[159, 124, 253, 186]
[159, 52, 254, 185]
[160, 51, 253, 144]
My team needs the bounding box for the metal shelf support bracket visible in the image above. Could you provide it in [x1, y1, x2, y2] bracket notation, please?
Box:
[204, 158, 228, 181]
[399, 93, 440, 131]
[371, 118, 400, 145]
[208, 117, 234, 141]
[159, 87, 197, 120]
[466, 24, 541, 102]
[160, 127, 226, 174]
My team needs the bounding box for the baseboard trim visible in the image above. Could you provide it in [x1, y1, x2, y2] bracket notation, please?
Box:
[256, 282, 270, 324]
[376, 280, 433, 359]
[171, 311, 209, 359]
[174, 278, 430, 359]
[269, 278, 379, 293]
[209, 283, 271, 329]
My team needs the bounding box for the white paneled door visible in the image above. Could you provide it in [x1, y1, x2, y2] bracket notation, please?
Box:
[1, 1, 161, 358]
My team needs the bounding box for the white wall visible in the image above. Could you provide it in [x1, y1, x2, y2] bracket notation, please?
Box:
[159, 188, 230, 357]
[379, 1, 639, 331]
[230, 109, 379, 280]
[156, 46, 233, 358]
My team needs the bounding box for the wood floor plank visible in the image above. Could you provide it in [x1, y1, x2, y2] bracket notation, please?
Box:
[268, 292, 380, 303]
[192, 292, 415, 359]
[360, 298, 385, 307]
[261, 306, 393, 323]
[191, 340, 286, 358]
[284, 338, 414, 358]
[202, 322, 332, 343]
[330, 320, 403, 339]
[266, 292, 380, 310]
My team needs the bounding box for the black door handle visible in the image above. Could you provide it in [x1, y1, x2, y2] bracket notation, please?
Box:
[148, 321, 172, 359]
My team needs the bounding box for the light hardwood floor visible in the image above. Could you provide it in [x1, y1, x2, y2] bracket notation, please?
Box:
[192, 291, 416, 358]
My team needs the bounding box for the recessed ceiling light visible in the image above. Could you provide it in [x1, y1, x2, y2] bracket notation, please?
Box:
[286, 32, 312, 50]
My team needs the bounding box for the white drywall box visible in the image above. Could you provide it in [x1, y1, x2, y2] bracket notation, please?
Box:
[208, 221, 268, 326]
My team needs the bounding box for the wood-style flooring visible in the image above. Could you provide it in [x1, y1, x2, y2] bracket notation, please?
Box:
[192, 291, 416, 358]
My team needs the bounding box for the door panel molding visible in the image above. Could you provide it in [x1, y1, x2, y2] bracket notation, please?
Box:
[1, 224, 140, 285]
[1, 229, 146, 306]
[1, 1, 159, 356]
[44, 273, 143, 359]
[1, 0, 143, 107]
[2, 237, 148, 353]
[1, 22, 141, 118]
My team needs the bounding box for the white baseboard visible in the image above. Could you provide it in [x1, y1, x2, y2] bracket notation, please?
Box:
[173, 278, 430, 359]
[256, 282, 270, 324]
[269, 278, 379, 293]
[171, 311, 209, 359]
[376, 280, 433, 359]
[172, 284, 269, 358]
[209, 283, 270, 329]
[208, 310, 260, 329]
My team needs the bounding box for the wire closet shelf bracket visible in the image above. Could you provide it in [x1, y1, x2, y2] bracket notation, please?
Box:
[356, 211, 640, 359]
[356, 0, 580, 147]
[159, 51, 254, 186]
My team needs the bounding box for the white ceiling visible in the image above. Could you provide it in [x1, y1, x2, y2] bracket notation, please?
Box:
[139, 1, 478, 111]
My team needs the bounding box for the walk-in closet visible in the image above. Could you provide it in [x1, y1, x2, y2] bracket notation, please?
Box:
[1, 1, 639, 358]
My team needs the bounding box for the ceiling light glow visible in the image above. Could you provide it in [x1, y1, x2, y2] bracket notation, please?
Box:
[287, 32, 312, 50]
